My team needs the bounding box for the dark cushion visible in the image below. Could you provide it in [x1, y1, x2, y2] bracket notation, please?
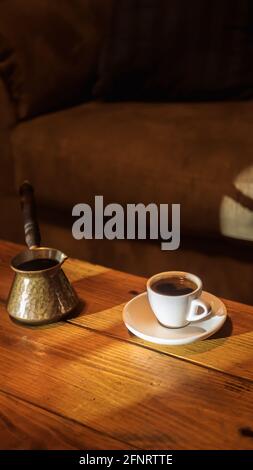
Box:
[11, 100, 253, 242]
[0, 0, 111, 119]
[94, 0, 253, 100]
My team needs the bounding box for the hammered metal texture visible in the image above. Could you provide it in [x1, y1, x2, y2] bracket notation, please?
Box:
[7, 268, 78, 324]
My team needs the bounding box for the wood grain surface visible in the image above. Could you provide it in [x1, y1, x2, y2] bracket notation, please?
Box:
[0, 390, 132, 450]
[0, 240, 252, 450]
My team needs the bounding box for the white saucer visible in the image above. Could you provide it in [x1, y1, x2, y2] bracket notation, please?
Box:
[123, 291, 227, 345]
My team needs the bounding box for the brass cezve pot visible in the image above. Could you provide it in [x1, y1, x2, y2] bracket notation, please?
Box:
[7, 182, 78, 324]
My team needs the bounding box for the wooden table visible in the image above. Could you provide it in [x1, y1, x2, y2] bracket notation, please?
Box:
[0, 240, 252, 450]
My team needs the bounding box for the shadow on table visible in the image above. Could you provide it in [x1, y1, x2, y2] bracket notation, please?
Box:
[210, 315, 233, 339]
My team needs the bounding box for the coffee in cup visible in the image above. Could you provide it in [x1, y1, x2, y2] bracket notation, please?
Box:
[147, 271, 211, 328]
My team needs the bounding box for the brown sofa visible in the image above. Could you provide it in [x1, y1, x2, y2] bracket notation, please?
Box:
[0, 1, 252, 304]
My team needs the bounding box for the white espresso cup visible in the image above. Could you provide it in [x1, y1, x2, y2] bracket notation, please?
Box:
[147, 271, 211, 328]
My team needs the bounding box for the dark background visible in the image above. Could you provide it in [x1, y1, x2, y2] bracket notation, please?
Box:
[0, 0, 252, 303]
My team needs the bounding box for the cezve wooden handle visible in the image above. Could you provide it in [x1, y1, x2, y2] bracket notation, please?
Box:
[19, 181, 41, 249]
